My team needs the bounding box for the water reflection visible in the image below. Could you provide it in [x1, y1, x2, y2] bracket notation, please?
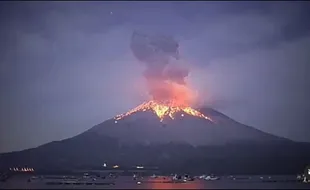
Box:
[145, 177, 204, 189]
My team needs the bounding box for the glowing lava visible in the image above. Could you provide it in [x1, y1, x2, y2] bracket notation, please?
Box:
[114, 100, 213, 122]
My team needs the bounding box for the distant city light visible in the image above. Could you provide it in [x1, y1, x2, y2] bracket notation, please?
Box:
[103, 163, 107, 167]
[114, 120, 118, 124]
[113, 165, 119, 168]
[136, 166, 144, 169]
[181, 114, 184, 117]
[11, 167, 34, 172]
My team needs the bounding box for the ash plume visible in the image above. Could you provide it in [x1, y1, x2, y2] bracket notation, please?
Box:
[130, 31, 190, 103]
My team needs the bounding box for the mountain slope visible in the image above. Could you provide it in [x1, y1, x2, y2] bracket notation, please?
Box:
[1, 107, 308, 175]
[88, 107, 289, 146]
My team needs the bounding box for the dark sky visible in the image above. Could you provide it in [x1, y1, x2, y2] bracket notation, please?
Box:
[0, 1, 309, 153]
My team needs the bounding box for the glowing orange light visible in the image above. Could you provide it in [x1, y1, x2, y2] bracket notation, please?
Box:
[114, 100, 213, 122]
[114, 79, 213, 123]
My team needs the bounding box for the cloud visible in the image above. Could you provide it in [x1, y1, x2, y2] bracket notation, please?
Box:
[179, 2, 310, 141]
[193, 36, 310, 142]
[180, 2, 310, 63]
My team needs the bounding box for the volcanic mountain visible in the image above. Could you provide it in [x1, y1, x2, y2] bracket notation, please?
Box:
[1, 103, 309, 175]
[88, 101, 288, 146]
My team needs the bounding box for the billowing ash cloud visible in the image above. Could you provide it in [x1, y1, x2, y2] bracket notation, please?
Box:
[130, 31, 190, 102]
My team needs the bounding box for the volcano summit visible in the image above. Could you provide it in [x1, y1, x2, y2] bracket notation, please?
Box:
[114, 100, 213, 122]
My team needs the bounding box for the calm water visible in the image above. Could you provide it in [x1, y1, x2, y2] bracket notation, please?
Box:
[1, 175, 309, 189]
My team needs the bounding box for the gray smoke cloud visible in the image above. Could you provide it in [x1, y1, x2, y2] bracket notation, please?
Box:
[130, 31, 190, 102]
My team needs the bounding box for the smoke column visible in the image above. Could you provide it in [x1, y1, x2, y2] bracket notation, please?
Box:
[130, 31, 191, 104]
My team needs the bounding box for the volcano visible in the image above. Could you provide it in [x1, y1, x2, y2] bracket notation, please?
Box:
[88, 101, 287, 146]
[1, 105, 309, 175]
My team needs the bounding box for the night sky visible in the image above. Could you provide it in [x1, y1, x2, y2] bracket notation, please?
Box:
[0, 2, 309, 153]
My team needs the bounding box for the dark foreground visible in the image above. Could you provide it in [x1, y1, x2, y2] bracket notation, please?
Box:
[1, 175, 309, 189]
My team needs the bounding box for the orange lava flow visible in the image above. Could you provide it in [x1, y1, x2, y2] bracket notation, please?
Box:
[114, 100, 213, 122]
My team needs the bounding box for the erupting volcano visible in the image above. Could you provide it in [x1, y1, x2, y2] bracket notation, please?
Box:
[93, 31, 290, 146]
[114, 31, 213, 123]
[0, 32, 301, 175]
